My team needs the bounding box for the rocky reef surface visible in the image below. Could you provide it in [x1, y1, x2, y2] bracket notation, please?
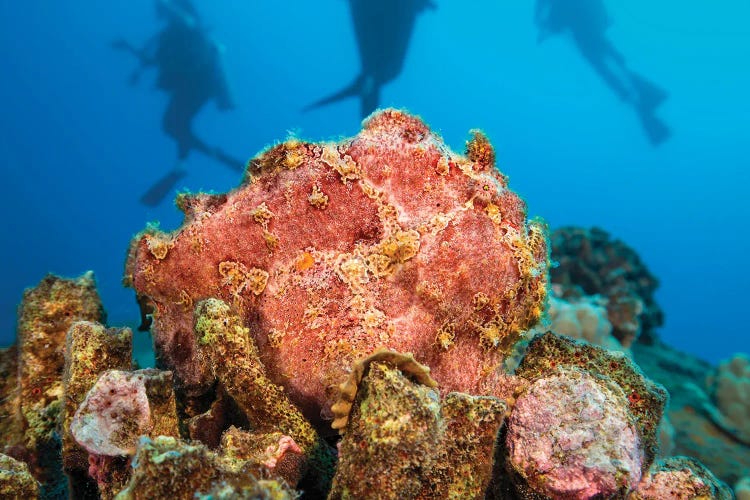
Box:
[0, 110, 746, 499]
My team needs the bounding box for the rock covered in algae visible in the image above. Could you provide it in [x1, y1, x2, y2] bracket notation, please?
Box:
[329, 353, 508, 499]
[125, 109, 549, 425]
[114, 436, 297, 500]
[193, 298, 334, 492]
[630, 456, 733, 499]
[0, 345, 21, 453]
[71, 369, 178, 457]
[9, 272, 105, 497]
[220, 426, 305, 487]
[505, 367, 643, 499]
[0, 453, 40, 498]
[61, 321, 132, 491]
[516, 332, 668, 471]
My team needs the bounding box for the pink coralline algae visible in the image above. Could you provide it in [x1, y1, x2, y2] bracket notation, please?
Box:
[125, 109, 549, 424]
[506, 368, 643, 499]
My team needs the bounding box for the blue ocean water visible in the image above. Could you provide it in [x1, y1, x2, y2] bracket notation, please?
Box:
[0, 1, 747, 364]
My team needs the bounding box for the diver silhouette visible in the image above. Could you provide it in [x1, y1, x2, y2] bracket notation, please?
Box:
[535, 0, 671, 145]
[304, 0, 435, 118]
[112, 0, 244, 206]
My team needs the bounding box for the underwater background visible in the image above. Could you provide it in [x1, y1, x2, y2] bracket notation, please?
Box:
[0, 1, 748, 364]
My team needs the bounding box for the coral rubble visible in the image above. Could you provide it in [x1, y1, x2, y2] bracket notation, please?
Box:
[125, 109, 549, 426]
[71, 369, 179, 456]
[550, 226, 663, 346]
[516, 332, 668, 469]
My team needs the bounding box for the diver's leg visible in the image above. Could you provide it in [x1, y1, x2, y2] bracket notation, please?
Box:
[162, 96, 192, 159]
[360, 76, 380, 118]
[600, 40, 668, 111]
[140, 165, 188, 206]
[162, 94, 207, 159]
[574, 35, 632, 102]
[627, 72, 669, 111]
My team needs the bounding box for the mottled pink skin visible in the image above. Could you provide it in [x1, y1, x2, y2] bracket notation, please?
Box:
[506, 368, 643, 499]
[129, 110, 548, 426]
[72, 370, 151, 456]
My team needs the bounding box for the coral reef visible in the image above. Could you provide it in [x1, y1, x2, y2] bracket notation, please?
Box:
[550, 226, 662, 346]
[707, 353, 750, 445]
[330, 355, 507, 499]
[540, 287, 623, 352]
[633, 340, 750, 486]
[0, 346, 21, 457]
[0, 113, 740, 499]
[2, 272, 105, 498]
[125, 109, 549, 426]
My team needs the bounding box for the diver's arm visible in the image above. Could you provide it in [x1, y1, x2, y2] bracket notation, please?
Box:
[111, 36, 157, 67]
[111, 34, 159, 85]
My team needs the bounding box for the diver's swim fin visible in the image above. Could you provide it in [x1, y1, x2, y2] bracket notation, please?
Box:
[360, 78, 380, 118]
[303, 74, 368, 113]
[638, 111, 672, 146]
[190, 139, 245, 173]
[140, 168, 188, 207]
[630, 74, 668, 110]
[212, 148, 245, 172]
